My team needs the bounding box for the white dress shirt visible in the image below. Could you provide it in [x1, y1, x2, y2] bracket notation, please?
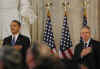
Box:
[12, 33, 19, 43]
[83, 38, 91, 48]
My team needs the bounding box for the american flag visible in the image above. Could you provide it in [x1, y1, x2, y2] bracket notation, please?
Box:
[80, 8, 88, 42]
[59, 11, 73, 59]
[43, 10, 56, 54]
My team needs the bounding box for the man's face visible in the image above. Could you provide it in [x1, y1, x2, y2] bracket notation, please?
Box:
[80, 28, 91, 42]
[10, 22, 20, 35]
[80, 64, 88, 69]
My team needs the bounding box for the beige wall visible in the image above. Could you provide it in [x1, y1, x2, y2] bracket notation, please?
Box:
[98, 0, 100, 40]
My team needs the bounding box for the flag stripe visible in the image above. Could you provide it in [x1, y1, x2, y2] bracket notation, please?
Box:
[68, 48, 73, 57]
[64, 50, 71, 58]
[51, 48, 57, 54]
[62, 51, 68, 58]
[59, 50, 64, 59]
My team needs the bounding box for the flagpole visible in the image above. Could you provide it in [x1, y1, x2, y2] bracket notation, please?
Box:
[44, 2, 57, 55]
[45, 2, 52, 16]
[83, 0, 87, 17]
[82, 0, 89, 25]
[59, 0, 73, 59]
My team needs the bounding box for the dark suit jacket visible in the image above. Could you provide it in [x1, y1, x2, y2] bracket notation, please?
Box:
[3, 34, 30, 68]
[73, 39, 100, 69]
[3, 34, 30, 54]
[61, 59, 79, 69]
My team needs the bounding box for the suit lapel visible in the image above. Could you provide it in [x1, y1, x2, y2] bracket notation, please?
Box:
[15, 34, 21, 45]
[88, 39, 95, 47]
[9, 36, 13, 46]
[81, 42, 85, 49]
[79, 43, 84, 55]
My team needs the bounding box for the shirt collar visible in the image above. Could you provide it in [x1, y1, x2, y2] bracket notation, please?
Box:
[84, 38, 91, 47]
[12, 33, 19, 41]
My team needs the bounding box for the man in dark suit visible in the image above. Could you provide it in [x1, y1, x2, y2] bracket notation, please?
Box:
[73, 26, 100, 69]
[3, 20, 30, 68]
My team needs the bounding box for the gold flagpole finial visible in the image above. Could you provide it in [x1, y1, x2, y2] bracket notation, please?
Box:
[83, 0, 90, 8]
[83, 8, 87, 16]
[45, 2, 52, 9]
[82, 0, 89, 17]
[45, 2, 52, 17]
[47, 9, 51, 17]
[62, 0, 70, 16]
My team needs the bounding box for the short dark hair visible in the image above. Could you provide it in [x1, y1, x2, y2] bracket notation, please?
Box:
[12, 20, 21, 27]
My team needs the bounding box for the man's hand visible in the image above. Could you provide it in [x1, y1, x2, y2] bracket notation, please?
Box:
[80, 47, 92, 57]
[14, 45, 23, 51]
[80, 64, 88, 69]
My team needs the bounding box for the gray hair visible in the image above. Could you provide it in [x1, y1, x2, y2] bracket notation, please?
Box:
[81, 25, 91, 32]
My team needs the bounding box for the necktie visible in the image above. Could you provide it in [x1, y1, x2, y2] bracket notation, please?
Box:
[12, 36, 15, 46]
[84, 43, 87, 48]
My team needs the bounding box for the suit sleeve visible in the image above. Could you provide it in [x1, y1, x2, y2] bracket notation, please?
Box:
[72, 45, 82, 63]
[2, 38, 6, 46]
[23, 37, 30, 52]
[93, 42, 100, 69]
[22, 37, 30, 61]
